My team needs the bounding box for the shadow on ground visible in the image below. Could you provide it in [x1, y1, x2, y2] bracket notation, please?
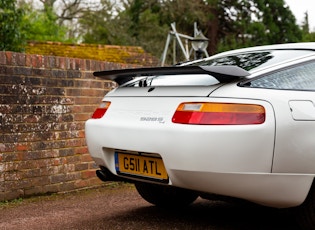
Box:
[74, 197, 300, 230]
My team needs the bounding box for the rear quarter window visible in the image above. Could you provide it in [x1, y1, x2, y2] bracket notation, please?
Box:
[245, 61, 315, 91]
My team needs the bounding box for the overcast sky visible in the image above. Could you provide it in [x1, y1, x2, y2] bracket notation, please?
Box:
[285, 0, 315, 31]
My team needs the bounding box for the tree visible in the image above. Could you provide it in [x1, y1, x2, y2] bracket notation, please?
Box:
[301, 11, 310, 34]
[300, 11, 315, 42]
[110, 0, 302, 57]
[17, 0, 304, 65]
[22, 0, 99, 41]
[253, 0, 301, 44]
[80, 0, 215, 62]
[207, 0, 302, 54]
[206, 0, 255, 54]
[79, 0, 134, 45]
[0, 0, 26, 51]
[20, 2, 70, 42]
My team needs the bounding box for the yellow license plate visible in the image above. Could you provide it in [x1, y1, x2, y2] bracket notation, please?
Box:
[115, 151, 168, 182]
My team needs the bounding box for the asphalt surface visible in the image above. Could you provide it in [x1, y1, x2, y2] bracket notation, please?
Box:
[0, 183, 301, 230]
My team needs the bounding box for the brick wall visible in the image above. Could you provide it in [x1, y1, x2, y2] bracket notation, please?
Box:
[26, 41, 160, 67]
[0, 51, 139, 201]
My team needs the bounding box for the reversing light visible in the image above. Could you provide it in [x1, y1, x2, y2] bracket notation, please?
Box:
[172, 102, 265, 125]
[91, 101, 111, 119]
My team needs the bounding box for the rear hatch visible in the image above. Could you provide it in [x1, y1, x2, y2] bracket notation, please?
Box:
[107, 85, 223, 97]
[87, 65, 273, 175]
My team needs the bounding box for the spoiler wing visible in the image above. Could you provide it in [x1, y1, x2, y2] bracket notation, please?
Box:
[93, 65, 250, 85]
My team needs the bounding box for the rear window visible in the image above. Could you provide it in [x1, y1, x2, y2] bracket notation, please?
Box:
[193, 50, 314, 72]
[123, 50, 314, 88]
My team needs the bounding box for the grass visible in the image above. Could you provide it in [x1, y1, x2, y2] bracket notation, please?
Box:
[0, 197, 24, 208]
[0, 182, 134, 209]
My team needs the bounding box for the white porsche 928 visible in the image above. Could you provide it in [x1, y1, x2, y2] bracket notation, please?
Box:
[85, 43, 315, 228]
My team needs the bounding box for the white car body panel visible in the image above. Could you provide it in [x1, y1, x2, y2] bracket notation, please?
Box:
[85, 95, 303, 208]
[212, 84, 315, 175]
[106, 85, 223, 97]
[170, 170, 313, 208]
[289, 100, 315, 120]
[86, 97, 275, 172]
[85, 43, 315, 209]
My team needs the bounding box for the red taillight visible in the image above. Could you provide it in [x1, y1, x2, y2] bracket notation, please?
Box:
[172, 102, 265, 125]
[91, 101, 111, 119]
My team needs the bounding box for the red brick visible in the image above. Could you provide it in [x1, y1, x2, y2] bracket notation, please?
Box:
[0, 52, 6, 65]
[55, 56, 65, 69]
[60, 181, 76, 192]
[16, 144, 28, 151]
[15, 53, 26, 66]
[74, 113, 91, 121]
[71, 105, 83, 113]
[88, 177, 103, 186]
[32, 54, 44, 68]
[24, 186, 43, 196]
[5, 52, 13, 65]
[75, 146, 89, 155]
[81, 153, 93, 162]
[74, 179, 89, 189]
[66, 139, 84, 147]
[78, 130, 85, 138]
[75, 163, 89, 171]
[81, 170, 96, 179]
[82, 105, 98, 113]
[25, 54, 32, 66]
[74, 97, 91, 105]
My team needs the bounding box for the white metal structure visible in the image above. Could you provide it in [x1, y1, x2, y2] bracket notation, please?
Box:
[161, 22, 209, 66]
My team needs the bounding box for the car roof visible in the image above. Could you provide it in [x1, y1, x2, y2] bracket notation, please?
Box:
[186, 42, 315, 65]
[181, 42, 315, 77]
[214, 42, 315, 57]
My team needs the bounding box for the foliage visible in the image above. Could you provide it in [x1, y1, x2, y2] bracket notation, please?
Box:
[7, 0, 315, 64]
[254, 0, 301, 43]
[301, 12, 310, 34]
[302, 32, 315, 42]
[19, 1, 73, 42]
[0, 198, 23, 208]
[301, 12, 315, 42]
[80, 0, 132, 45]
[89, 0, 303, 63]
[80, 0, 169, 54]
[0, 0, 26, 51]
[203, 0, 302, 53]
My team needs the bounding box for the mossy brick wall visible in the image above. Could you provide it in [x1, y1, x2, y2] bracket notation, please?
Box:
[0, 51, 139, 201]
[26, 41, 160, 67]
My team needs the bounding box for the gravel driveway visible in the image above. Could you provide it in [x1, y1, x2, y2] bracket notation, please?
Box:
[0, 183, 300, 230]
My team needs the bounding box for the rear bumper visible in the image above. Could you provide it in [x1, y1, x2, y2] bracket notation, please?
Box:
[169, 169, 313, 208]
[93, 160, 313, 208]
[86, 123, 313, 208]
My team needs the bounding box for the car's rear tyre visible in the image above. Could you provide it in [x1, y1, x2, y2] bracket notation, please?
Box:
[293, 181, 315, 229]
[135, 182, 198, 208]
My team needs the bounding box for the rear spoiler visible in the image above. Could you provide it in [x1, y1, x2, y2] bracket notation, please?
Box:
[93, 65, 250, 85]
